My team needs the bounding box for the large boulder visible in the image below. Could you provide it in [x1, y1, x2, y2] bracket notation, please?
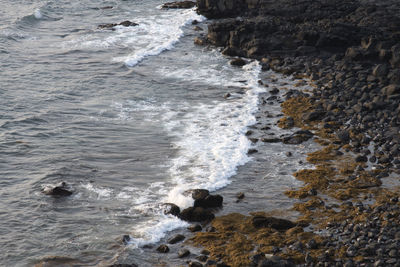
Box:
[194, 194, 223, 208]
[42, 182, 73, 197]
[161, 203, 180, 217]
[98, 21, 138, 29]
[179, 207, 215, 222]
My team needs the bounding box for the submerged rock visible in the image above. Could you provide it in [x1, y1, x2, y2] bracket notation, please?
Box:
[42, 182, 73, 197]
[156, 244, 170, 253]
[98, 21, 138, 29]
[178, 248, 190, 258]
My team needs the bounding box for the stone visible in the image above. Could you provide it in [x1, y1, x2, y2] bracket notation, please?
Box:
[162, 203, 180, 217]
[98, 21, 138, 29]
[237, 192, 245, 199]
[179, 207, 215, 222]
[188, 261, 203, 267]
[196, 255, 208, 262]
[382, 84, 400, 96]
[168, 234, 185, 244]
[188, 224, 202, 232]
[122, 235, 130, 245]
[185, 189, 210, 200]
[303, 110, 325, 121]
[230, 58, 247, 66]
[194, 194, 223, 208]
[156, 244, 169, 253]
[178, 248, 190, 258]
[42, 182, 73, 197]
[194, 37, 207, 46]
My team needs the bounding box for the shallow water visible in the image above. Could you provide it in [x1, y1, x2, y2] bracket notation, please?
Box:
[0, 1, 318, 266]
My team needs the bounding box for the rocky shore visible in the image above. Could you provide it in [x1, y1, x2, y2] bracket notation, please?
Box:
[102, 1, 400, 266]
[178, 0, 400, 266]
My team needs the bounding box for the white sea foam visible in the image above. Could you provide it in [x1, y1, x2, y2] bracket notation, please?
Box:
[62, 8, 204, 67]
[119, 9, 205, 66]
[124, 61, 267, 248]
[34, 9, 43, 19]
[162, 61, 264, 207]
[127, 214, 188, 248]
[82, 183, 113, 199]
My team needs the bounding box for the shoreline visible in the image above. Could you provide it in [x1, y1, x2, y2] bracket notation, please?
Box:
[97, 1, 400, 266]
[182, 0, 400, 266]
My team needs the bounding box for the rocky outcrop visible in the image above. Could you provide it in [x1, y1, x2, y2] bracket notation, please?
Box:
[98, 21, 138, 29]
[42, 182, 73, 197]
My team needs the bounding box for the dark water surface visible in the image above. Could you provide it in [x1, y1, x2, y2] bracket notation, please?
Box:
[0, 1, 318, 266]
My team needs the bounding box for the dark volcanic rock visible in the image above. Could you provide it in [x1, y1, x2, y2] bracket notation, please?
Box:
[156, 244, 170, 253]
[188, 224, 202, 232]
[179, 207, 215, 222]
[42, 182, 73, 197]
[194, 194, 223, 208]
[162, 203, 181, 217]
[162, 1, 195, 9]
[252, 216, 296, 230]
[282, 130, 314, 145]
[168, 234, 185, 244]
[230, 58, 247, 66]
[185, 189, 210, 200]
[98, 21, 138, 29]
[178, 248, 191, 258]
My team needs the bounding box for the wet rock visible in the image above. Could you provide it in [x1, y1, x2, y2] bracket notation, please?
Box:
[251, 216, 296, 230]
[98, 21, 138, 29]
[282, 130, 314, 145]
[303, 110, 325, 121]
[178, 248, 190, 258]
[161, 1, 195, 9]
[188, 224, 202, 232]
[230, 58, 247, 66]
[196, 255, 208, 262]
[247, 148, 258, 154]
[168, 234, 185, 244]
[237, 192, 245, 200]
[122, 235, 130, 245]
[194, 37, 207, 46]
[42, 182, 73, 197]
[337, 130, 350, 144]
[179, 207, 215, 222]
[260, 137, 281, 143]
[194, 194, 223, 208]
[382, 84, 400, 96]
[162, 203, 180, 217]
[188, 261, 203, 267]
[100, 6, 113, 10]
[185, 189, 210, 200]
[156, 244, 169, 253]
[355, 155, 368, 162]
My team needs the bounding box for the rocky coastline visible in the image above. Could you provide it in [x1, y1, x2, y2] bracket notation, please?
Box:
[108, 1, 400, 266]
[187, 0, 400, 266]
